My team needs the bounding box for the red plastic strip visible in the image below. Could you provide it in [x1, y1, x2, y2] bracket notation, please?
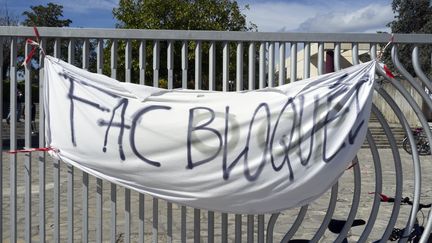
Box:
[23, 46, 36, 66]
[7, 147, 55, 154]
[383, 65, 395, 79]
[33, 26, 40, 42]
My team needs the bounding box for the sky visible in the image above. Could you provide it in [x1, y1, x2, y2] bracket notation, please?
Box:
[1, 0, 394, 33]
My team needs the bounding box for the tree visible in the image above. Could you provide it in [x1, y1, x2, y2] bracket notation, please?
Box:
[113, 0, 254, 31]
[22, 3, 72, 27]
[386, 0, 432, 77]
[111, 0, 257, 89]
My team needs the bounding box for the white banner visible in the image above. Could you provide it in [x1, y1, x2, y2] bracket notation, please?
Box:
[44, 56, 376, 214]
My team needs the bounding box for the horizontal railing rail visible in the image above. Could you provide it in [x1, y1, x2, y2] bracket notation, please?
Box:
[1, 26, 432, 43]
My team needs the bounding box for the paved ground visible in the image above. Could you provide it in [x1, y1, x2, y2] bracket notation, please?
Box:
[1, 148, 432, 242]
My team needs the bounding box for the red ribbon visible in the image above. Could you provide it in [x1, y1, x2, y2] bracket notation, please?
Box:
[22, 26, 43, 66]
[23, 46, 37, 66]
[33, 26, 40, 42]
[7, 147, 56, 154]
[369, 192, 390, 202]
[383, 65, 395, 79]
[345, 161, 358, 170]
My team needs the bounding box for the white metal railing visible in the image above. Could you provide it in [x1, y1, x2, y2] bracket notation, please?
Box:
[1, 26, 432, 243]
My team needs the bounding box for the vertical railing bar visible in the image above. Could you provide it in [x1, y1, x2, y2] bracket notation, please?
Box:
[38, 38, 46, 243]
[248, 42, 255, 90]
[139, 40, 146, 85]
[53, 38, 61, 243]
[181, 206, 186, 243]
[96, 178, 103, 243]
[209, 41, 216, 91]
[222, 42, 229, 91]
[125, 188, 131, 243]
[125, 40, 132, 83]
[82, 39, 89, 243]
[0, 37, 3, 243]
[68, 39, 75, 64]
[96, 39, 104, 243]
[247, 215, 254, 243]
[352, 42, 359, 65]
[221, 213, 228, 243]
[97, 39, 103, 73]
[279, 42, 286, 85]
[370, 43, 377, 60]
[181, 41, 188, 89]
[236, 42, 243, 91]
[83, 39, 89, 70]
[24, 41, 32, 139]
[303, 42, 310, 79]
[259, 42, 265, 89]
[66, 166, 74, 243]
[194, 208, 200, 242]
[167, 202, 172, 243]
[82, 172, 89, 243]
[24, 39, 32, 243]
[67, 39, 75, 243]
[111, 40, 118, 79]
[334, 42, 341, 71]
[167, 40, 174, 89]
[9, 37, 18, 243]
[290, 42, 297, 82]
[54, 38, 60, 58]
[268, 42, 275, 87]
[152, 198, 158, 243]
[208, 211, 214, 243]
[111, 184, 117, 243]
[53, 160, 60, 243]
[153, 41, 160, 87]
[258, 215, 264, 243]
[139, 194, 145, 243]
[317, 42, 324, 75]
[109, 42, 118, 242]
[235, 214, 242, 243]
[195, 41, 202, 90]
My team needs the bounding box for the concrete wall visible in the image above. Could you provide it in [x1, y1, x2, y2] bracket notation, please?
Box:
[284, 43, 371, 80]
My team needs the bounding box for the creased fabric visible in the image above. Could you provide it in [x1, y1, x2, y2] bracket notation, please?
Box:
[44, 56, 376, 214]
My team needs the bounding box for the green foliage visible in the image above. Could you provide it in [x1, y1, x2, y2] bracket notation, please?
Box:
[113, 0, 256, 31]
[22, 3, 72, 27]
[385, 0, 432, 77]
[111, 0, 257, 89]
